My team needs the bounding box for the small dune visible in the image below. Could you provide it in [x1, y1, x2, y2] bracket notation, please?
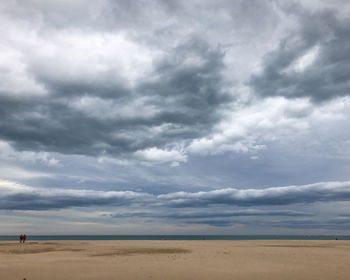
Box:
[7, 247, 84, 254]
[260, 244, 336, 248]
[91, 247, 191, 257]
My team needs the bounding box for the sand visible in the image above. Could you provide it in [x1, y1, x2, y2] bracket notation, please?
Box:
[0, 240, 349, 280]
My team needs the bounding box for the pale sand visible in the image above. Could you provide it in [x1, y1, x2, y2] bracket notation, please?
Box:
[0, 240, 349, 280]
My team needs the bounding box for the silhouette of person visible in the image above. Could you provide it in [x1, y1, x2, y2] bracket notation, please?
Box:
[20, 234, 23, 243]
[23, 234, 26, 243]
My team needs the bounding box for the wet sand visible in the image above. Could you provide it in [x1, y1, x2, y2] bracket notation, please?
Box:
[0, 240, 349, 280]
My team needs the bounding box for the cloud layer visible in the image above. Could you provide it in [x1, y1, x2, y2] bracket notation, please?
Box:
[2, 179, 350, 231]
[2, 180, 350, 210]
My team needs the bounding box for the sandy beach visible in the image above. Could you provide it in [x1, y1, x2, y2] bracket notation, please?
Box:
[0, 240, 349, 280]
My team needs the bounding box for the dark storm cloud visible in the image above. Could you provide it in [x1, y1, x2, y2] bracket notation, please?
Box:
[0, 40, 229, 156]
[140, 41, 229, 125]
[250, 7, 350, 101]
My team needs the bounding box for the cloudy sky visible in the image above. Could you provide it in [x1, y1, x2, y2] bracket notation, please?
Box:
[1, 0, 350, 235]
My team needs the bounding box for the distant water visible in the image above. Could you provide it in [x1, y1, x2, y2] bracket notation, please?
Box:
[0, 235, 349, 241]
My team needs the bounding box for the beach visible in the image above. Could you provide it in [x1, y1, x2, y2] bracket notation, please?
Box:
[0, 240, 349, 280]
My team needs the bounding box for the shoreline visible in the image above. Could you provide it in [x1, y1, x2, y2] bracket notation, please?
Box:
[0, 234, 348, 241]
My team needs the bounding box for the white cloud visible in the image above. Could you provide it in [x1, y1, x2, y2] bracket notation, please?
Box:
[0, 140, 61, 167]
[0, 45, 47, 97]
[158, 181, 350, 207]
[134, 147, 187, 165]
[188, 97, 311, 155]
[290, 45, 320, 73]
[29, 32, 159, 87]
[0, 180, 34, 192]
[69, 96, 160, 120]
[188, 96, 350, 156]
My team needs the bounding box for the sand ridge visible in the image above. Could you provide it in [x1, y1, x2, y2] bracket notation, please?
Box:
[90, 247, 191, 256]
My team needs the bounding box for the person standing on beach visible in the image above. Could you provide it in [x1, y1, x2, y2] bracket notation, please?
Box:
[23, 234, 26, 243]
[19, 234, 23, 243]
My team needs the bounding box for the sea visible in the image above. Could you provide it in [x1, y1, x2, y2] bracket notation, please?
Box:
[0, 235, 349, 241]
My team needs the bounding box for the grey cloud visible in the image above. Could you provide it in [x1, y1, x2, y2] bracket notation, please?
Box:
[158, 181, 350, 207]
[1, 0, 238, 158]
[165, 209, 314, 219]
[110, 211, 350, 230]
[109, 209, 314, 228]
[1, 181, 350, 211]
[249, 217, 350, 231]
[187, 219, 235, 227]
[190, 217, 350, 230]
[140, 41, 230, 125]
[0, 0, 285, 158]
[0, 186, 151, 210]
[0, 40, 229, 157]
[6, 0, 279, 39]
[250, 7, 350, 101]
[2, 0, 152, 31]
[170, 215, 350, 230]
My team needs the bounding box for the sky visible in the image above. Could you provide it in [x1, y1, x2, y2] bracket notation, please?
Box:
[1, 0, 350, 235]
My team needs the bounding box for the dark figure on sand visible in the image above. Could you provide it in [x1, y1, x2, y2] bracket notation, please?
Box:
[19, 234, 27, 243]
